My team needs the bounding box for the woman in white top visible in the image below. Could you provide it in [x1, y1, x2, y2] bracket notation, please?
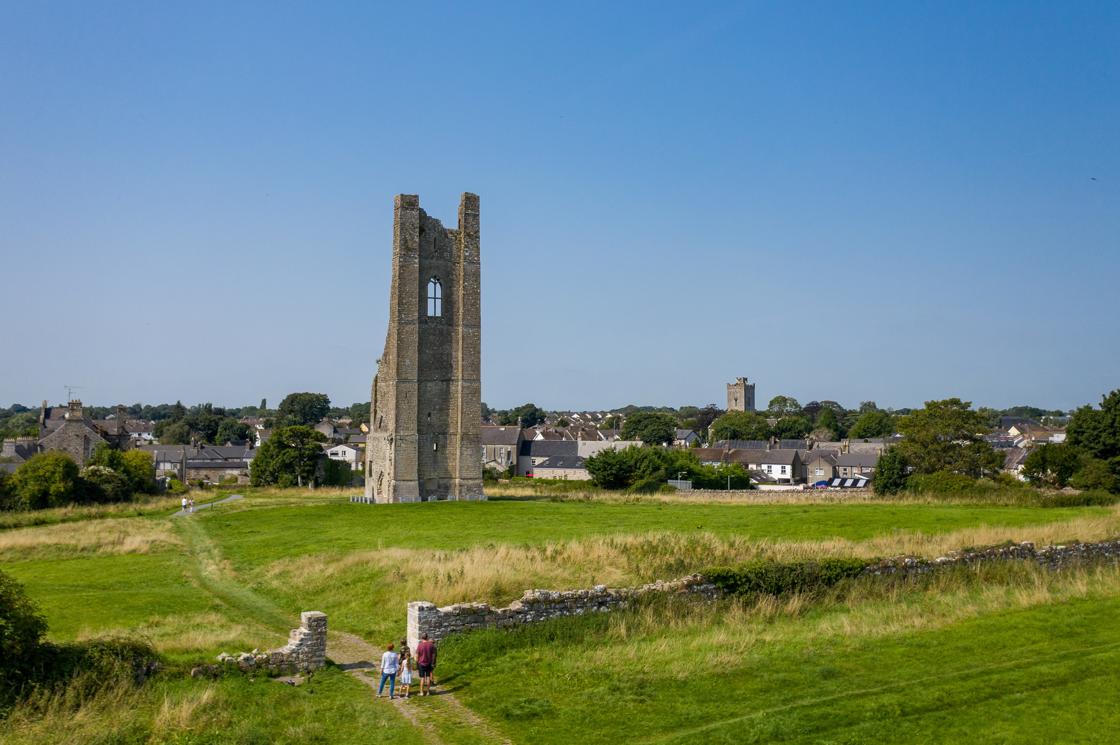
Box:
[377, 643, 399, 699]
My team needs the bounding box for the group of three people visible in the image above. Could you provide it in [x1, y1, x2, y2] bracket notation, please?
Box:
[377, 633, 436, 700]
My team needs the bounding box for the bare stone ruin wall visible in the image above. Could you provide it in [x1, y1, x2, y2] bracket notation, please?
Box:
[860, 539, 1120, 577]
[407, 575, 719, 650]
[407, 539, 1120, 647]
[217, 611, 327, 674]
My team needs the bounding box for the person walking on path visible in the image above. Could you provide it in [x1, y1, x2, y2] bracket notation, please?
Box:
[181, 496, 188, 513]
[377, 643, 399, 699]
[188, 496, 194, 513]
[397, 638, 413, 699]
[415, 634, 437, 696]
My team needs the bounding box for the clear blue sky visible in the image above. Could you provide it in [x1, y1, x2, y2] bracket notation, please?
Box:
[1, 2, 1117, 413]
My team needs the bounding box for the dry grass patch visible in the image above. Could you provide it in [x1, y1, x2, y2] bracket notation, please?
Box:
[0, 517, 183, 560]
[597, 562, 1120, 673]
[259, 505, 1120, 611]
[74, 612, 273, 656]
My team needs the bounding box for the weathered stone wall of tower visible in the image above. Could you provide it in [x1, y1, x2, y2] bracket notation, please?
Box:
[726, 377, 756, 413]
[365, 193, 484, 503]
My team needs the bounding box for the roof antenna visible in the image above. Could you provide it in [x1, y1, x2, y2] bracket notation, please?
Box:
[64, 385, 84, 402]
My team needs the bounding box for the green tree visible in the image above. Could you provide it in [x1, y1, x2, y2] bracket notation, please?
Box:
[214, 418, 252, 444]
[1021, 443, 1082, 488]
[81, 465, 131, 503]
[848, 409, 895, 439]
[894, 398, 1003, 478]
[349, 401, 371, 426]
[169, 400, 187, 421]
[0, 569, 48, 704]
[772, 415, 811, 440]
[767, 395, 802, 416]
[87, 442, 124, 472]
[601, 414, 623, 430]
[1070, 458, 1120, 493]
[620, 411, 678, 445]
[709, 411, 771, 443]
[1067, 390, 1120, 461]
[276, 392, 332, 427]
[584, 448, 634, 489]
[497, 403, 545, 428]
[156, 421, 191, 445]
[120, 450, 156, 494]
[815, 408, 840, 436]
[873, 447, 910, 494]
[9, 452, 82, 510]
[250, 425, 326, 487]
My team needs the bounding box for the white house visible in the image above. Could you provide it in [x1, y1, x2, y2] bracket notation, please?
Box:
[326, 442, 363, 471]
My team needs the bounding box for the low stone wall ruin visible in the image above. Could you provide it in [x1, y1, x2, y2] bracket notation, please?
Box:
[407, 574, 718, 649]
[407, 538, 1120, 646]
[217, 611, 327, 674]
[862, 539, 1120, 577]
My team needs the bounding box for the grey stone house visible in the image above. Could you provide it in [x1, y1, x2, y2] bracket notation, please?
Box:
[482, 425, 522, 472]
[835, 452, 880, 478]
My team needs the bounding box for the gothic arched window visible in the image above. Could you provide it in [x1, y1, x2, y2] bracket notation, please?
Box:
[427, 278, 442, 317]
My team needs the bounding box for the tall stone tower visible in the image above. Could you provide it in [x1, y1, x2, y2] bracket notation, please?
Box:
[364, 193, 484, 503]
[726, 377, 756, 412]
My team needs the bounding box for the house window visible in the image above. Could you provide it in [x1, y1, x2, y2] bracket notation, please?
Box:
[780, 466, 787, 474]
[765, 465, 773, 473]
[815, 467, 823, 476]
[427, 278, 442, 317]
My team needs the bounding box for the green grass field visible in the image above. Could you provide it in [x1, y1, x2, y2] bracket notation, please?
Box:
[3, 489, 1120, 743]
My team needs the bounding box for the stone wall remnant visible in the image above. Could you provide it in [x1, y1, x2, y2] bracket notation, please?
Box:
[406, 538, 1120, 648]
[407, 574, 718, 650]
[218, 611, 327, 674]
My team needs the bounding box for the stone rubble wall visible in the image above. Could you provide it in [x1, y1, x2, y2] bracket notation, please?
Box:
[861, 539, 1120, 577]
[217, 611, 327, 674]
[407, 575, 718, 650]
[407, 538, 1120, 647]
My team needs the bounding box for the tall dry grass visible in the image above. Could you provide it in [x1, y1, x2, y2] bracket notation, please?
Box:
[262, 505, 1120, 609]
[0, 496, 186, 531]
[596, 561, 1120, 672]
[0, 518, 182, 560]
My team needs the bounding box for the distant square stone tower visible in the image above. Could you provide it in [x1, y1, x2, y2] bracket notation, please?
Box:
[727, 377, 756, 412]
[364, 193, 484, 503]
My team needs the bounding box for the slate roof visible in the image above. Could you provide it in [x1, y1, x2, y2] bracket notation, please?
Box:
[533, 455, 587, 470]
[519, 440, 579, 458]
[835, 452, 880, 468]
[753, 449, 802, 466]
[802, 450, 839, 465]
[712, 440, 769, 450]
[778, 439, 808, 450]
[482, 426, 522, 446]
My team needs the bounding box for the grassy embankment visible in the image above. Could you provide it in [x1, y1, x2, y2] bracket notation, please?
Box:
[2, 488, 1119, 742]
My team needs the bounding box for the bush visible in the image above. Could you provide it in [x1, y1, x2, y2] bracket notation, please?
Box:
[80, 465, 131, 503]
[8, 452, 82, 510]
[166, 478, 188, 495]
[1070, 458, 1120, 493]
[585, 446, 752, 492]
[1, 569, 49, 705]
[873, 447, 909, 495]
[705, 558, 868, 598]
[1, 570, 159, 710]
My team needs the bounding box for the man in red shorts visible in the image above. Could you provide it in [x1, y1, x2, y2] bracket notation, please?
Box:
[415, 633, 437, 696]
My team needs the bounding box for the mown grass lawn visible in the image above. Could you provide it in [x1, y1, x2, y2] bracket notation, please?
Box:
[203, 497, 1101, 567]
[439, 572, 1120, 744]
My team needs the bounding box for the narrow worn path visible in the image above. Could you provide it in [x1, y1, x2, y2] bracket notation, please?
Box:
[328, 630, 513, 745]
[171, 493, 243, 517]
[172, 507, 511, 744]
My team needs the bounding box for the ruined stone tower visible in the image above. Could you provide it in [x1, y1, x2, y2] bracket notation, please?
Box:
[726, 377, 756, 412]
[364, 193, 484, 503]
